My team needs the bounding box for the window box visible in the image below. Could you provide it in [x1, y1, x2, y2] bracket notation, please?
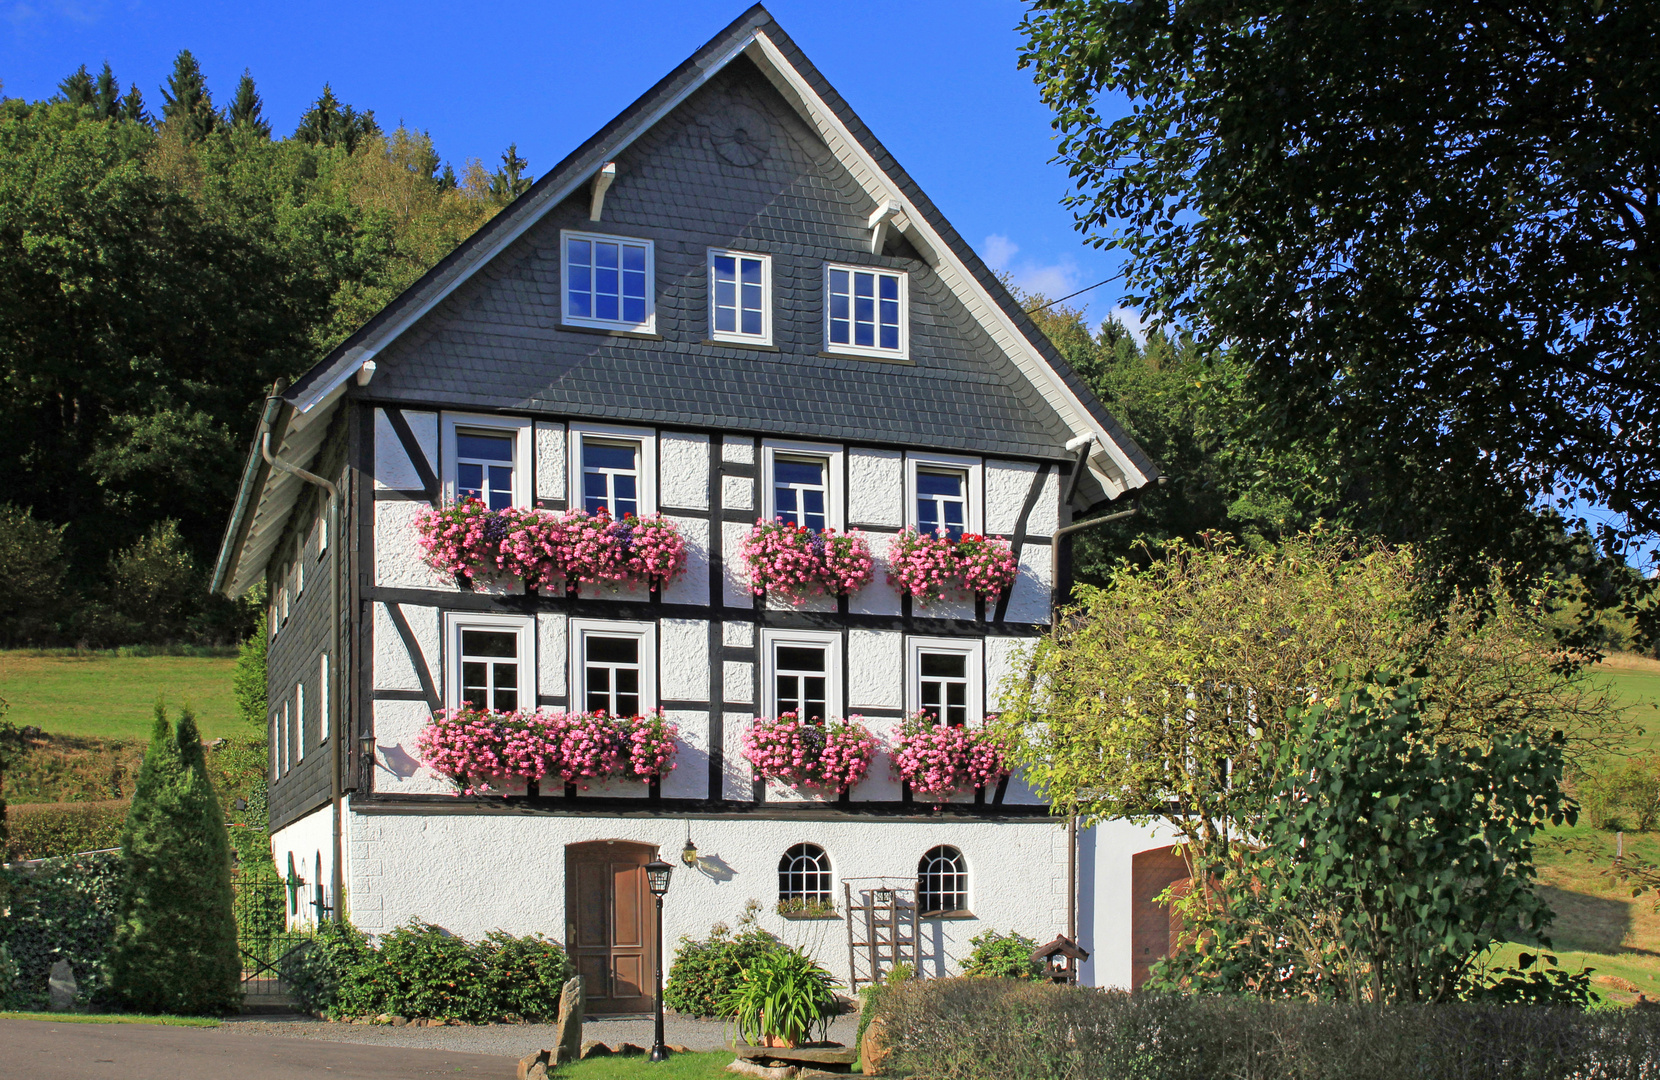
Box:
[740, 520, 873, 604]
[890, 712, 1009, 805]
[777, 899, 840, 920]
[417, 706, 679, 795]
[886, 530, 1018, 604]
[413, 502, 688, 592]
[741, 714, 876, 795]
[563, 231, 654, 333]
[824, 263, 907, 360]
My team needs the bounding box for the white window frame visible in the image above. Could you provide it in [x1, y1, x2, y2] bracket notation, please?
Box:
[823, 262, 909, 361]
[708, 248, 772, 345]
[316, 512, 328, 556]
[918, 845, 970, 916]
[281, 700, 291, 775]
[905, 637, 984, 726]
[319, 654, 331, 744]
[295, 681, 305, 761]
[778, 842, 834, 904]
[441, 412, 534, 509]
[905, 452, 983, 535]
[443, 611, 537, 713]
[561, 229, 656, 333]
[270, 713, 279, 780]
[569, 618, 658, 716]
[568, 423, 658, 517]
[761, 440, 844, 531]
[759, 627, 843, 721]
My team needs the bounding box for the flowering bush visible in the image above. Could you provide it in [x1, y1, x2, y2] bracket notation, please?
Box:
[886, 530, 1020, 604]
[414, 503, 686, 591]
[741, 713, 877, 794]
[889, 712, 1010, 802]
[417, 708, 679, 794]
[741, 520, 874, 604]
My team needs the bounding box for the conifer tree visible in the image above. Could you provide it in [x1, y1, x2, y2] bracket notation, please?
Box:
[226, 69, 270, 138]
[94, 62, 120, 120]
[488, 143, 532, 204]
[159, 49, 216, 141]
[293, 83, 380, 153]
[439, 162, 458, 190]
[58, 64, 93, 107]
[119, 84, 151, 125]
[109, 701, 241, 1015]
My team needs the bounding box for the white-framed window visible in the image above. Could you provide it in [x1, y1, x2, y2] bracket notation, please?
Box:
[824, 263, 907, 360]
[319, 654, 331, 743]
[270, 713, 279, 780]
[906, 637, 983, 727]
[761, 440, 844, 532]
[918, 845, 969, 915]
[316, 511, 328, 555]
[570, 618, 657, 717]
[441, 413, 534, 509]
[569, 423, 657, 518]
[906, 453, 983, 537]
[444, 612, 537, 713]
[295, 681, 305, 761]
[708, 249, 771, 344]
[760, 627, 842, 722]
[563, 230, 655, 333]
[778, 843, 833, 905]
[296, 547, 305, 596]
[281, 700, 291, 775]
[279, 579, 290, 624]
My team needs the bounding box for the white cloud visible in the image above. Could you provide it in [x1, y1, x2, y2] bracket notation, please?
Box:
[982, 233, 1021, 270]
[981, 232, 1081, 306]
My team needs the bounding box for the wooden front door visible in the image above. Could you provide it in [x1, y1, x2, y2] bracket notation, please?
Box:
[1130, 846, 1189, 990]
[566, 841, 656, 1014]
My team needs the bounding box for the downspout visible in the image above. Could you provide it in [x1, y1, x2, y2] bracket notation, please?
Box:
[1053, 437, 1144, 945]
[262, 413, 345, 924]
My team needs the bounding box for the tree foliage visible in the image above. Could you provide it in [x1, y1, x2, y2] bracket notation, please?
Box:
[109, 701, 241, 1015]
[1019, 1, 1660, 642]
[994, 532, 1625, 871]
[1155, 675, 1577, 1004]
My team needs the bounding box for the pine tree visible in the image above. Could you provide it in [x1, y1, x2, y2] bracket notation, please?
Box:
[226, 69, 270, 138]
[293, 83, 380, 153]
[94, 62, 120, 120]
[159, 49, 216, 141]
[439, 162, 458, 191]
[488, 143, 532, 205]
[109, 701, 241, 1015]
[232, 631, 267, 727]
[58, 64, 93, 107]
[119, 84, 151, 126]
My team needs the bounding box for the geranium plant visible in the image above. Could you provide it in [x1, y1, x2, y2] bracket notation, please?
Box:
[889, 711, 1010, 803]
[886, 529, 1019, 604]
[741, 520, 874, 604]
[417, 708, 679, 794]
[414, 500, 506, 585]
[414, 503, 687, 592]
[741, 713, 877, 794]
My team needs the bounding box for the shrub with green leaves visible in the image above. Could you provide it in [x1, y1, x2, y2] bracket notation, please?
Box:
[959, 929, 1042, 980]
[720, 946, 840, 1048]
[1577, 756, 1660, 832]
[6, 800, 128, 861]
[665, 907, 794, 1018]
[0, 851, 123, 1009]
[280, 918, 374, 1016]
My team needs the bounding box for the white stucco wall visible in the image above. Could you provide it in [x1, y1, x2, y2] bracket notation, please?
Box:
[344, 805, 1072, 985]
[269, 802, 340, 931]
[848, 449, 902, 527]
[1077, 818, 1186, 989]
[660, 618, 710, 701]
[373, 409, 437, 491]
[660, 433, 710, 510]
[662, 516, 711, 607]
[534, 422, 567, 501]
[374, 500, 456, 591]
[372, 602, 438, 692]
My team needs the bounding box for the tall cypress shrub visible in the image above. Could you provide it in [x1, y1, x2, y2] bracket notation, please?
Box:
[109, 701, 241, 1014]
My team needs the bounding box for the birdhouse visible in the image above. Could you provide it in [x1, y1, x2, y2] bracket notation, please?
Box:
[1030, 935, 1089, 985]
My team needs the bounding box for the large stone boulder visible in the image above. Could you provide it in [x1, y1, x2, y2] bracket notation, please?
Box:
[48, 961, 77, 1012]
[555, 976, 584, 1063]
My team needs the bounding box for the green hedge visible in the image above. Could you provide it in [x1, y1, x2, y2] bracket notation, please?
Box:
[0, 851, 122, 1009]
[6, 800, 128, 861]
[876, 979, 1660, 1080]
[281, 919, 575, 1023]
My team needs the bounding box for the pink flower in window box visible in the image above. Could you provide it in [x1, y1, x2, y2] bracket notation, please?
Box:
[741, 712, 876, 793]
[741, 519, 874, 604]
[889, 711, 1010, 803]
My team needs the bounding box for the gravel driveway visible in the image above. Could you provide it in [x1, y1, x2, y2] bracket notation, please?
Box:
[222, 1012, 859, 1056]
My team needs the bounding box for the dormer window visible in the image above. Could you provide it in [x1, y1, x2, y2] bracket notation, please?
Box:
[709, 249, 771, 344]
[563, 230, 654, 333]
[825, 264, 906, 360]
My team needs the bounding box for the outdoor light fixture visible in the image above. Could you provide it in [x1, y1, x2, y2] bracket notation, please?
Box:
[874, 886, 895, 905]
[681, 838, 699, 868]
[645, 857, 674, 1062]
[358, 734, 376, 762]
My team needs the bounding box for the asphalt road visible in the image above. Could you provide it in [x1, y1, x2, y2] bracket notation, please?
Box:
[0, 1018, 519, 1080]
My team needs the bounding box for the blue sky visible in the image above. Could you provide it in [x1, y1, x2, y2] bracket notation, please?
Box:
[0, 0, 1137, 331]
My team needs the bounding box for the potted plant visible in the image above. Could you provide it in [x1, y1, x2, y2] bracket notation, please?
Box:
[720, 947, 840, 1049]
[889, 711, 1009, 804]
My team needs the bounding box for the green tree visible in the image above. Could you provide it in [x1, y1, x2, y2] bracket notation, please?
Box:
[118, 84, 149, 126]
[1019, 1, 1660, 642]
[159, 49, 216, 141]
[58, 64, 93, 107]
[0, 503, 66, 646]
[293, 84, 380, 152]
[1158, 674, 1574, 1004]
[489, 143, 532, 204]
[109, 701, 240, 1015]
[93, 62, 120, 120]
[225, 70, 269, 138]
[233, 622, 268, 729]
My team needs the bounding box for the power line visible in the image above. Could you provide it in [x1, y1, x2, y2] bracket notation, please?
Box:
[1022, 276, 1117, 314]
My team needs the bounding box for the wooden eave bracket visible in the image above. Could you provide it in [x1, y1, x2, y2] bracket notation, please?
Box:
[589, 162, 618, 221]
[868, 199, 901, 254]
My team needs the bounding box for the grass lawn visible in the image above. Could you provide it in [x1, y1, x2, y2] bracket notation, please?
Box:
[1596, 659, 1660, 756]
[0, 1011, 219, 1027]
[0, 650, 240, 739]
[551, 1052, 740, 1079]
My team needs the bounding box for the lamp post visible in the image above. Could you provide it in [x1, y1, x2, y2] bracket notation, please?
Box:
[645, 856, 674, 1062]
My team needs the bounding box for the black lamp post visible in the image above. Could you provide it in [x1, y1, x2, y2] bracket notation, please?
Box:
[645, 856, 674, 1062]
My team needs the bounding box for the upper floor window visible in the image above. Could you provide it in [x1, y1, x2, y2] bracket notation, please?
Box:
[564, 231, 654, 333]
[569, 424, 656, 518]
[444, 612, 536, 714]
[761, 628, 841, 722]
[570, 619, 656, 718]
[762, 440, 843, 532]
[906, 453, 982, 537]
[457, 431, 515, 509]
[709, 249, 771, 344]
[442, 413, 532, 509]
[918, 845, 969, 915]
[825, 264, 907, 360]
[907, 637, 983, 728]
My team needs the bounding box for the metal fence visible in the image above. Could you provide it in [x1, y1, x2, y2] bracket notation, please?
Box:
[231, 875, 310, 1004]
